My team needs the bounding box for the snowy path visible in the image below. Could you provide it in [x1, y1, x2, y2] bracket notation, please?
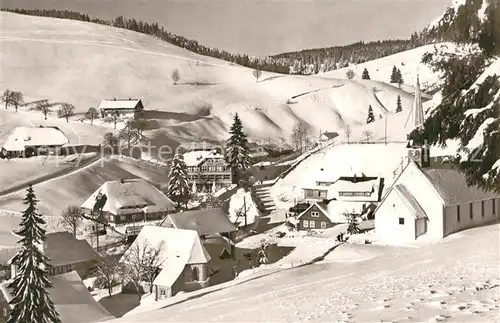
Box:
[116, 224, 500, 322]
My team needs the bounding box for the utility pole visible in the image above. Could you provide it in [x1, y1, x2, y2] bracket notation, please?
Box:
[384, 116, 387, 145]
[243, 195, 247, 227]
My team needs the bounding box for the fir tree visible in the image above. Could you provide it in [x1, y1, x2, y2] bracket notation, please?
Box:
[390, 66, 399, 83]
[366, 105, 375, 124]
[362, 68, 371, 80]
[225, 113, 251, 184]
[396, 68, 404, 87]
[396, 95, 403, 113]
[167, 153, 191, 209]
[346, 210, 360, 235]
[7, 185, 61, 323]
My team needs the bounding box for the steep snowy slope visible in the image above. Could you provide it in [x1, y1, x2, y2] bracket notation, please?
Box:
[112, 223, 500, 322]
[0, 12, 418, 144]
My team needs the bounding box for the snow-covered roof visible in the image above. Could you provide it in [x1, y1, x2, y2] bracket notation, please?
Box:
[120, 226, 210, 288]
[98, 98, 142, 110]
[297, 202, 330, 221]
[1, 271, 113, 323]
[80, 179, 175, 215]
[394, 184, 427, 220]
[183, 150, 225, 167]
[2, 126, 69, 152]
[330, 178, 378, 193]
[319, 132, 339, 140]
[422, 168, 499, 206]
[161, 208, 236, 235]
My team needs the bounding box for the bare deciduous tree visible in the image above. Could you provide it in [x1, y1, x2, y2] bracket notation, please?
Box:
[291, 120, 311, 153]
[58, 103, 75, 122]
[346, 69, 355, 80]
[119, 120, 137, 148]
[171, 69, 180, 85]
[95, 256, 122, 297]
[60, 205, 83, 237]
[362, 130, 373, 143]
[85, 107, 100, 125]
[10, 91, 24, 113]
[122, 239, 165, 299]
[104, 111, 120, 129]
[103, 132, 119, 148]
[2, 89, 11, 110]
[36, 100, 51, 120]
[344, 125, 352, 144]
[252, 69, 262, 83]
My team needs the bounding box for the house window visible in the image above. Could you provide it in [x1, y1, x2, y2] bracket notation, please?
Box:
[121, 215, 126, 222]
[311, 211, 319, 217]
[321, 221, 327, 229]
[399, 217, 404, 225]
[192, 267, 199, 281]
[303, 220, 309, 228]
[160, 289, 166, 296]
[482, 200, 485, 217]
[309, 220, 315, 228]
[493, 199, 497, 215]
[470, 203, 473, 220]
[457, 205, 461, 222]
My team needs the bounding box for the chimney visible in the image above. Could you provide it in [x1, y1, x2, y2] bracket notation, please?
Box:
[129, 97, 131, 100]
[121, 178, 125, 184]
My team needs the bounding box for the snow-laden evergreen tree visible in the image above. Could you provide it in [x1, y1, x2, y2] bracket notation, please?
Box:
[7, 185, 61, 323]
[225, 113, 251, 184]
[346, 210, 360, 235]
[366, 105, 375, 124]
[390, 66, 399, 83]
[167, 152, 191, 209]
[362, 68, 371, 80]
[396, 95, 403, 113]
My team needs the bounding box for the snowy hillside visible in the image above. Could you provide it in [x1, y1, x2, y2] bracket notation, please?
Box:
[111, 223, 500, 322]
[0, 12, 424, 144]
[323, 42, 470, 92]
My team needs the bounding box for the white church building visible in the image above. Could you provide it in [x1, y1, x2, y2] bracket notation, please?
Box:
[375, 75, 500, 244]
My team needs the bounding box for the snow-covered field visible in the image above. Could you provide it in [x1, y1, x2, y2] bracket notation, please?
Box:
[322, 43, 457, 92]
[0, 153, 97, 194]
[110, 223, 500, 322]
[1, 11, 432, 145]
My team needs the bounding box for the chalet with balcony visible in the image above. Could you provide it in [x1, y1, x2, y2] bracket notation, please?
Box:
[98, 98, 145, 119]
[296, 202, 336, 231]
[80, 179, 176, 227]
[184, 150, 232, 192]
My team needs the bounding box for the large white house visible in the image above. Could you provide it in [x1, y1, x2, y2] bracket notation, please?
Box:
[375, 160, 499, 244]
[98, 98, 144, 119]
[183, 150, 232, 192]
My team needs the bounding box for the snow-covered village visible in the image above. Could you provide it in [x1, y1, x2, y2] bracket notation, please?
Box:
[0, 0, 499, 322]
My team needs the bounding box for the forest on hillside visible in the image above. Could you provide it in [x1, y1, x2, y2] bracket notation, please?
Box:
[3, 8, 430, 75]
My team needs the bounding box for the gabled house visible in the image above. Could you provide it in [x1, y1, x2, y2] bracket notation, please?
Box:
[316, 131, 339, 147]
[98, 98, 144, 119]
[80, 179, 176, 228]
[9, 231, 99, 279]
[296, 202, 335, 230]
[120, 226, 211, 300]
[375, 160, 500, 244]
